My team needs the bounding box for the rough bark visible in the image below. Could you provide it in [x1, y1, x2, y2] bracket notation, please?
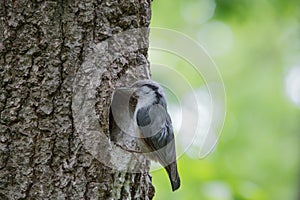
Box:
[0, 0, 154, 199]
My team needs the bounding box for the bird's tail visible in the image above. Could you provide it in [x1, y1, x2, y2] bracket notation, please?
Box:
[165, 162, 180, 191]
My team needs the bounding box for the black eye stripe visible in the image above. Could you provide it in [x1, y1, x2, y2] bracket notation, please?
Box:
[144, 84, 158, 91]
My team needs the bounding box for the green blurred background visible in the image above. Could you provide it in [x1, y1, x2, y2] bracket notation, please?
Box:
[149, 0, 300, 199]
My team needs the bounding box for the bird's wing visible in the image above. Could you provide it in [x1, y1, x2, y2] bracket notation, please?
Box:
[136, 104, 177, 166]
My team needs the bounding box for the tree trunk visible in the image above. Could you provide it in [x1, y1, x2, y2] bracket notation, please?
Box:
[0, 0, 154, 199]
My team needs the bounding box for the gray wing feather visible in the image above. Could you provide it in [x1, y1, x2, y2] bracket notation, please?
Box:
[137, 105, 176, 166]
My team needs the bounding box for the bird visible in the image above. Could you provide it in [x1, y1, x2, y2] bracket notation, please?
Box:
[111, 79, 180, 191]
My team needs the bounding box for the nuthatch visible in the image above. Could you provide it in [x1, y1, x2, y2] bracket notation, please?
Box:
[110, 79, 180, 191]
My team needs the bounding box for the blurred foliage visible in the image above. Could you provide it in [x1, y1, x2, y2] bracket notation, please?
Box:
[150, 0, 300, 199]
